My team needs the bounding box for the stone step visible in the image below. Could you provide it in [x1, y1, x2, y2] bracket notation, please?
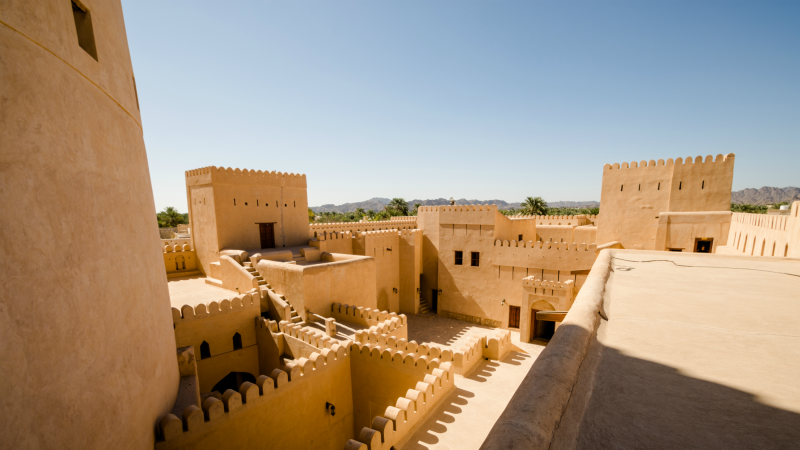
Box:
[258, 280, 267, 286]
[243, 262, 253, 268]
[291, 316, 303, 324]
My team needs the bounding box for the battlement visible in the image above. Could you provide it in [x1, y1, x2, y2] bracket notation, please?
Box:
[170, 293, 259, 323]
[417, 204, 497, 213]
[158, 318, 348, 445]
[163, 243, 192, 253]
[314, 231, 353, 241]
[509, 214, 598, 221]
[185, 166, 307, 188]
[493, 240, 598, 271]
[330, 303, 406, 327]
[603, 153, 735, 170]
[343, 358, 454, 450]
[309, 218, 416, 229]
[522, 278, 575, 291]
[494, 240, 597, 251]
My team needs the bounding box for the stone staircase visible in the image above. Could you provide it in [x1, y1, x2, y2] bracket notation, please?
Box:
[245, 262, 302, 324]
[243, 262, 267, 287]
[418, 294, 431, 315]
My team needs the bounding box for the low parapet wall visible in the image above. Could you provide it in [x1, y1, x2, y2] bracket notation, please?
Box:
[722, 202, 799, 258]
[493, 240, 598, 272]
[310, 218, 417, 238]
[479, 250, 613, 450]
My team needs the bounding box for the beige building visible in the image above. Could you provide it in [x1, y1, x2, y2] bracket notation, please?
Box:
[3, 2, 799, 449]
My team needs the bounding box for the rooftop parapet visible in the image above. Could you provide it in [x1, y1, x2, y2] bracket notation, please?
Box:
[602, 153, 734, 170]
[185, 166, 307, 188]
[522, 278, 575, 291]
[170, 292, 259, 323]
[509, 214, 598, 221]
[493, 241, 598, 271]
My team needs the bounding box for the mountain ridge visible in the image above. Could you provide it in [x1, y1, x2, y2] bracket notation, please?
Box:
[310, 187, 800, 213]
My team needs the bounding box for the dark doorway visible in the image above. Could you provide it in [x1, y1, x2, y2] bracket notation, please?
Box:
[212, 371, 257, 395]
[233, 332, 242, 350]
[200, 341, 210, 359]
[531, 309, 555, 341]
[258, 223, 275, 249]
[695, 238, 713, 253]
[431, 289, 438, 313]
[508, 305, 520, 328]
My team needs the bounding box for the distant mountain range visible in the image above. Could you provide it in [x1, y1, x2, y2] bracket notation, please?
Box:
[731, 187, 800, 205]
[310, 187, 800, 213]
[310, 197, 599, 213]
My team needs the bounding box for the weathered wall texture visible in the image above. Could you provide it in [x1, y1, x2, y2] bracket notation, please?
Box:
[596, 155, 734, 250]
[0, 1, 178, 448]
[186, 167, 309, 274]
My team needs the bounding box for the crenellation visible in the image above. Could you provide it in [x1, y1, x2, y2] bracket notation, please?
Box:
[604, 154, 734, 170]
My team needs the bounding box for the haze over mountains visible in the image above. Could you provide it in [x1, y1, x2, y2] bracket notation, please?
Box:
[310, 187, 800, 213]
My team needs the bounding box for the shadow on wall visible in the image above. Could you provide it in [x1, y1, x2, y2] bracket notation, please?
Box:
[401, 388, 475, 450]
[480, 323, 800, 449]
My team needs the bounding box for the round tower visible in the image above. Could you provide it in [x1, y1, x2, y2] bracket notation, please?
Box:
[0, 1, 178, 448]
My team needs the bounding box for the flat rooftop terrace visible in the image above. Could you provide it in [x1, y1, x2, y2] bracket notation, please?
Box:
[483, 250, 800, 449]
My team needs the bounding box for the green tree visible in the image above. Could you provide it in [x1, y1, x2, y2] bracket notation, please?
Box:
[387, 198, 410, 216]
[355, 207, 365, 218]
[157, 206, 187, 228]
[731, 203, 768, 214]
[520, 197, 548, 216]
[411, 203, 421, 216]
[308, 208, 316, 223]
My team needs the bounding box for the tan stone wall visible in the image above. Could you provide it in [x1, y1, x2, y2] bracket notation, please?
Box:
[417, 207, 440, 307]
[156, 338, 354, 450]
[399, 230, 423, 314]
[164, 250, 198, 274]
[359, 231, 401, 312]
[186, 167, 309, 274]
[310, 218, 416, 239]
[257, 256, 377, 319]
[0, 1, 179, 448]
[596, 154, 734, 250]
[722, 202, 800, 257]
[654, 211, 731, 252]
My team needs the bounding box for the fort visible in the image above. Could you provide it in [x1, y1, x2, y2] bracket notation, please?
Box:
[1, 2, 799, 450]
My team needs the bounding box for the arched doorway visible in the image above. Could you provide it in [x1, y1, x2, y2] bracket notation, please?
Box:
[530, 300, 556, 342]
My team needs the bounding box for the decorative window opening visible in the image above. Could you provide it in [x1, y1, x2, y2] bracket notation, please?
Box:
[471, 252, 480, 267]
[71, 1, 98, 60]
[454, 251, 463, 266]
[233, 333, 242, 351]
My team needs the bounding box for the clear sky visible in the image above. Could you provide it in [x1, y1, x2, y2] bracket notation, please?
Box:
[122, 0, 800, 212]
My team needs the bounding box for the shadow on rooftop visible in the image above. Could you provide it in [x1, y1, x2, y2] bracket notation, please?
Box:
[481, 323, 800, 450]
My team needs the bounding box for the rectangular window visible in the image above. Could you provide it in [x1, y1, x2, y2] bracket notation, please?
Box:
[518, 234, 523, 241]
[471, 252, 480, 267]
[509, 306, 520, 328]
[71, 1, 98, 60]
[454, 251, 463, 265]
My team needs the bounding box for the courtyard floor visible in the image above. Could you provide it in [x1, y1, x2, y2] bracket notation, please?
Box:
[167, 275, 238, 309]
[399, 315, 546, 450]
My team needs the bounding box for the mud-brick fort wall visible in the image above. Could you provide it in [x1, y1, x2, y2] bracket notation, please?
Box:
[186, 167, 309, 274]
[0, 1, 178, 448]
[596, 154, 735, 250]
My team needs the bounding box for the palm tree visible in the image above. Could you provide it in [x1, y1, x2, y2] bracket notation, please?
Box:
[412, 203, 421, 216]
[387, 198, 409, 216]
[521, 197, 548, 216]
[157, 206, 186, 228]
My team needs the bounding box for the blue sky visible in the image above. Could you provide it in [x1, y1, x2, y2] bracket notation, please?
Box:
[123, 1, 800, 212]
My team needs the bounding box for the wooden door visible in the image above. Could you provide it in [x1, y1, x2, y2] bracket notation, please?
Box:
[508, 306, 520, 328]
[259, 223, 275, 249]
